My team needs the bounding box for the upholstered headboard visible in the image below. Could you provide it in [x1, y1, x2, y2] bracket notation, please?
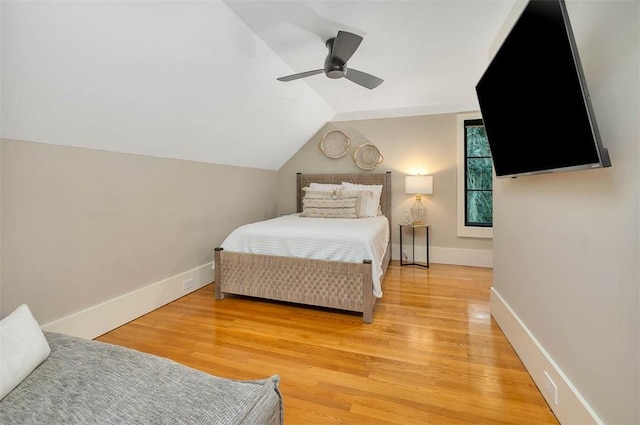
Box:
[296, 172, 392, 225]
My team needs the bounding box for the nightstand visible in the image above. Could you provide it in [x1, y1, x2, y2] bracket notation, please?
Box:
[399, 224, 430, 268]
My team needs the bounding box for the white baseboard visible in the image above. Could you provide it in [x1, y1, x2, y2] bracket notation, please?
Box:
[392, 243, 493, 268]
[490, 288, 603, 425]
[431, 246, 492, 268]
[42, 263, 214, 340]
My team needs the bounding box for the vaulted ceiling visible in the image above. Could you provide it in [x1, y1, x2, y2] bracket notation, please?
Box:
[1, 0, 515, 170]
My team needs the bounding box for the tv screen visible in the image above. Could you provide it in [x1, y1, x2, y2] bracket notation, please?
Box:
[475, 0, 611, 178]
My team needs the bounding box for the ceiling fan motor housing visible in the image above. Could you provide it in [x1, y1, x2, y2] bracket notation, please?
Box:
[324, 38, 345, 79]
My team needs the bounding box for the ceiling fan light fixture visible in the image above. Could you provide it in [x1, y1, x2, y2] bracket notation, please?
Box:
[326, 67, 345, 79]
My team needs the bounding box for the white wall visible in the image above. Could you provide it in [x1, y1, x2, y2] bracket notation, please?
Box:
[0, 1, 333, 171]
[490, 1, 639, 424]
[277, 114, 493, 267]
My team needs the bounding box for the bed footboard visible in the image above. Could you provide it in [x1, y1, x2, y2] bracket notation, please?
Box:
[214, 248, 376, 323]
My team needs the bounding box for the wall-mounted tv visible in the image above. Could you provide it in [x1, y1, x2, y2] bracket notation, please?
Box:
[475, 0, 611, 178]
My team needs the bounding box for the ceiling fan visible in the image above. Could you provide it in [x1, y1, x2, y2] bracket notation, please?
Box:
[277, 30, 383, 90]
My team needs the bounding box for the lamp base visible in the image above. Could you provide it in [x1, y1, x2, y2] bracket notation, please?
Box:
[410, 196, 427, 225]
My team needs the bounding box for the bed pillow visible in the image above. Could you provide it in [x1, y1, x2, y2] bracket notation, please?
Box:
[308, 183, 342, 191]
[301, 196, 358, 218]
[341, 182, 383, 217]
[0, 304, 51, 400]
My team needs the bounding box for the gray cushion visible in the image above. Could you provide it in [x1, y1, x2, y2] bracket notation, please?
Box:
[0, 332, 282, 425]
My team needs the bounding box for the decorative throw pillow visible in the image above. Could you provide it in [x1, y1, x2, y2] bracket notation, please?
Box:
[0, 304, 51, 400]
[337, 189, 371, 218]
[301, 187, 336, 199]
[341, 182, 383, 218]
[301, 196, 358, 218]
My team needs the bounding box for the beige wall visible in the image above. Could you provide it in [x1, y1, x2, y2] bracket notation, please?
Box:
[1, 138, 278, 324]
[0, 144, 2, 314]
[277, 114, 493, 261]
[491, 1, 639, 424]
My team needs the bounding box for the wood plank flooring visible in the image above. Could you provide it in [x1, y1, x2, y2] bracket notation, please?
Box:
[97, 262, 558, 424]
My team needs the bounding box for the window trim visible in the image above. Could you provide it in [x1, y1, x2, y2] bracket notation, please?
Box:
[457, 112, 493, 239]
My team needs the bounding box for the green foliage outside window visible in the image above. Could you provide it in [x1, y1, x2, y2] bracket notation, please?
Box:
[465, 122, 493, 227]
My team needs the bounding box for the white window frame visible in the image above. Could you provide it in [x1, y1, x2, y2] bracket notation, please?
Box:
[456, 112, 493, 239]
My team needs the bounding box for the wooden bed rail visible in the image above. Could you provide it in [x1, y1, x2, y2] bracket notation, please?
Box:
[214, 247, 377, 323]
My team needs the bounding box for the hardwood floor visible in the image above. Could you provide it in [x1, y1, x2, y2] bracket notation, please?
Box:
[97, 262, 558, 425]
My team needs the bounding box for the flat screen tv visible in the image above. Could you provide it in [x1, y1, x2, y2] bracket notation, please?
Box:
[475, 0, 611, 178]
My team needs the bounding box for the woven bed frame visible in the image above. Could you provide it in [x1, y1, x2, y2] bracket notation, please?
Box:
[214, 172, 392, 323]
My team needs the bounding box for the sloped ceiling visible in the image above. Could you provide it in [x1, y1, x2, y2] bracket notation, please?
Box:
[1, 0, 515, 170]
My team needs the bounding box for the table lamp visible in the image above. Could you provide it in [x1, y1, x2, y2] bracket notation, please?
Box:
[405, 175, 433, 225]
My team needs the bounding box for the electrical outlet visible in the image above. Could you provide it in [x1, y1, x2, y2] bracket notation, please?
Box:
[182, 278, 193, 291]
[543, 371, 558, 405]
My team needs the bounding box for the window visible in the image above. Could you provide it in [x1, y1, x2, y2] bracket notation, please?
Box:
[465, 119, 493, 227]
[457, 113, 493, 238]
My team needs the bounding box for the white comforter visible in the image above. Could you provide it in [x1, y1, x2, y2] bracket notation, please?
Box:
[220, 214, 390, 297]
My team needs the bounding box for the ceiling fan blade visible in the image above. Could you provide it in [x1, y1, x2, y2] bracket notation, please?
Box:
[277, 69, 324, 82]
[331, 31, 363, 64]
[344, 68, 384, 89]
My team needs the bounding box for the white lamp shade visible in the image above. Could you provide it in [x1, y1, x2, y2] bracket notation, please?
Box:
[405, 175, 433, 195]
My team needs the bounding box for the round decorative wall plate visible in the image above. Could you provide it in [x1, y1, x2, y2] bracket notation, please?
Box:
[318, 130, 351, 159]
[353, 143, 384, 170]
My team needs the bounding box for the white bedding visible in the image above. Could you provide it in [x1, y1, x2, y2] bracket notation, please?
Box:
[220, 214, 390, 297]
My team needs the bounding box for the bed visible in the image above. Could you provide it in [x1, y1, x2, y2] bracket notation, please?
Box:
[0, 305, 283, 425]
[214, 172, 392, 323]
